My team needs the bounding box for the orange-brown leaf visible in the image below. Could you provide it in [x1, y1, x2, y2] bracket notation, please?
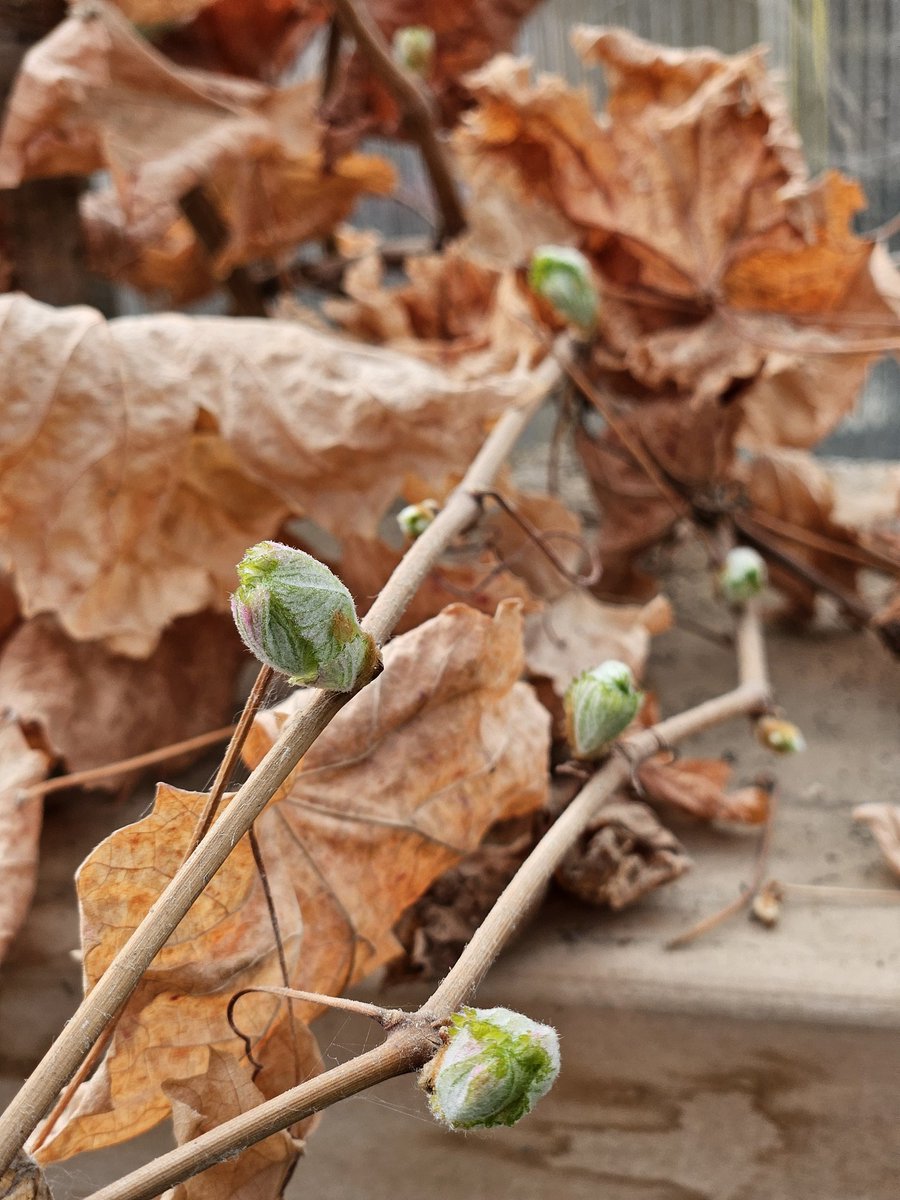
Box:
[37, 602, 549, 1161]
[638, 757, 770, 825]
[0, 723, 49, 963]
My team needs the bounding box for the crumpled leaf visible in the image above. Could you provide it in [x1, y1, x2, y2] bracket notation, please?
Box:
[392, 817, 535, 981]
[38, 602, 550, 1162]
[0, 613, 243, 785]
[555, 800, 690, 909]
[524, 589, 672, 699]
[853, 804, 900, 879]
[637, 757, 770, 825]
[0, 1, 393, 297]
[162, 1045, 321, 1200]
[0, 723, 50, 963]
[0, 1155, 50, 1200]
[0, 293, 546, 655]
[456, 29, 900, 600]
[326, 246, 544, 378]
[743, 449, 864, 620]
[0, 612, 243, 960]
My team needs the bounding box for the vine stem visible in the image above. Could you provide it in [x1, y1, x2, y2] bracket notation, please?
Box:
[328, 0, 466, 243]
[80, 604, 771, 1200]
[0, 357, 562, 1175]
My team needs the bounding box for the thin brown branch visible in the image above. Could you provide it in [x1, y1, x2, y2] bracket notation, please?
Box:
[328, 0, 466, 243]
[179, 186, 268, 317]
[0, 355, 562, 1174]
[189, 666, 274, 852]
[82, 606, 771, 1200]
[472, 488, 602, 587]
[17, 725, 236, 803]
[666, 784, 778, 950]
[746, 508, 900, 577]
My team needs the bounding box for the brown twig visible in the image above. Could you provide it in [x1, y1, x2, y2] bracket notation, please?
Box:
[328, 0, 466, 243]
[80, 603, 771, 1200]
[0, 353, 562, 1175]
[746, 509, 900, 577]
[17, 725, 236, 803]
[472, 488, 602, 587]
[178, 186, 268, 317]
[667, 782, 778, 950]
[189, 666, 274, 852]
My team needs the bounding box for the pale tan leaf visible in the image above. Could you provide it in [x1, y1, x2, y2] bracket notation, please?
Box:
[853, 804, 900, 879]
[162, 1045, 321, 1200]
[0, 723, 50, 962]
[524, 589, 671, 698]
[0, 613, 244, 784]
[638, 757, 770, 825]
[0, 2, 393, 290]
[0, 293, 541, 654]
[38, 602, 550, 1161]
[555, 800, 690, 910]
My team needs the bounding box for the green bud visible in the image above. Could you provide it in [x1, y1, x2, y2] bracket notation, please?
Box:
[719, 546, 767, 604]
[231, 541, 378, 691]
[756, 716, 806, 755]
[528, 245, 598, 331]
[392, 25, 436, 75]
[564, 659, 642, 760]
[422, 1006, 560, 1131]
[397, 499, 439, 540]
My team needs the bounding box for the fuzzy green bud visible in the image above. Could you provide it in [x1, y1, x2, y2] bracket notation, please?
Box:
[422, 1007, 560, 1131]
[528, 245, 598, 331]
[719, 546, 767, 604]
[393, 25, 436, 75]
[231, 541, 378, 691]
[397, 499, 439, 540]
[756, 716, 806, 755]
[564, 659, 642, 760]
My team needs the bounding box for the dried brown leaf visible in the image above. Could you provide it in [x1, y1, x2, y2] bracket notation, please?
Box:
[638, 757, 770, 825]
[0, 2, 393, 295]
[853, 804, 900, 879]
[162, 1045, 321, 1200]
[555, 800, 690, 909]
[0, 293, 537, 654]
[0, 723, 50, 963]
[38, 602, 550, 1161]
[0, 1155, 50, 1200]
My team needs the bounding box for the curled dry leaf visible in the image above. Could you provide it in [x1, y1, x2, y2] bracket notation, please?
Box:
[555, 800, 690, 910]
[37, 602, 550, 1162]
[162, 1044, 322, 1200]
[0, 293, 544, 654]
[853, 804, 900, 879]
[0, 612, 243, 962]
[0, 1155, 50, 1200]
[0, 723, 50, 963]
[524, 589, 672, 702]
[637, 757, 770, 825]
[0, 1, 393, 299]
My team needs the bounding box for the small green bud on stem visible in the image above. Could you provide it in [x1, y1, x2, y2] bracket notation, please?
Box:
[397, 499, 440, 540]
[422, 1006, 560, 1131]
[564, 659, 642, 760]
[392, 25, 436, 75]
[231, 541, 379, 691]
[528, 245, 599, 332]
[719, 546, 767, 604]
[756, 715, 806, 755]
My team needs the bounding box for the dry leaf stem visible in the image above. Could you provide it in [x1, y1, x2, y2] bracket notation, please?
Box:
[328, 0, 466, 242]
[0, 358, 560, 1175]
[80, 606, 770, 1200]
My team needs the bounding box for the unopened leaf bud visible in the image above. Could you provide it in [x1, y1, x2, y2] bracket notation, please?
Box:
[756, 716, 806, 755]
[528, 245, 599, 331]
[397, 499, 439, 540]
[564, 660, 642, 760]
[719, 546, 767, 604]
[231, 541, 379, 691]
[393, 25, 436, 75]
[422, 1006, 560, 1131]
